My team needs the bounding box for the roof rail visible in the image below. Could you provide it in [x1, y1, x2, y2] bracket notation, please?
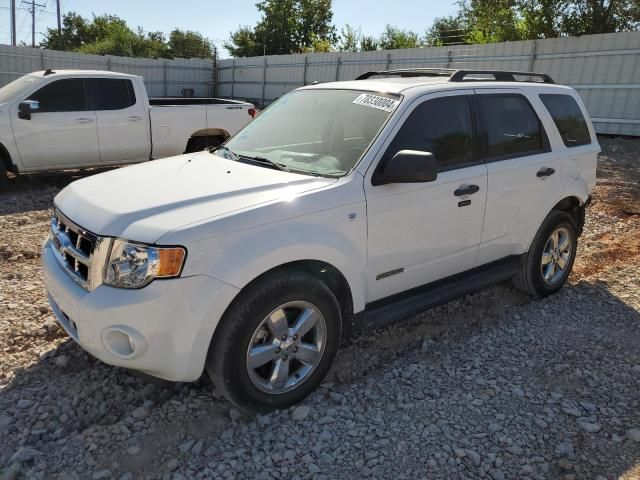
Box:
[449, 69, 555, 83]
[355, 68, 555, 84]
[355, 68, 456, 80]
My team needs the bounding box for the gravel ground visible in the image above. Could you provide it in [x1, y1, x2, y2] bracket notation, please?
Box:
[1, 137, 639, 480]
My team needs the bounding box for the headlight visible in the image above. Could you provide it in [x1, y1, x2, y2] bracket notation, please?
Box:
[104, 239, 186, 289]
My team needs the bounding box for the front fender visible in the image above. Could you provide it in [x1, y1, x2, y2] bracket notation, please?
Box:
[179, 203, 368, 313]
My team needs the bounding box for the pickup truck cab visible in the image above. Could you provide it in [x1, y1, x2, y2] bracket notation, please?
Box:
[0, 69, 254, 179]
[42, 69, 599, 412]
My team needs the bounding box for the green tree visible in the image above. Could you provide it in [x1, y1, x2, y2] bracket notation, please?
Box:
[40, 12, 212, 58]
[359, 35, 379, 51]
[168, 29, 213, 58]
[338, 24, 360, 52]
[560, 0, 640, 35]
[41, 12, 93, 50]
[225, 0, 336, 56]
[297, 0, 337, 50]
[378, 25, 421, 50]
[224, 26, 262, 57]
[424, 15, 468, 46]
[460, 0, 526, 43]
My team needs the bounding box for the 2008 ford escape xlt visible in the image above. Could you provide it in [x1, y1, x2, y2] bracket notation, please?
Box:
[42, 69, 599, 412]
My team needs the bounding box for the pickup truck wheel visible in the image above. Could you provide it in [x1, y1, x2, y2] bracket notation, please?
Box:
[206, 270, 341, 412]
[513, 210, 578, 297]
[0, 165, 9, 189]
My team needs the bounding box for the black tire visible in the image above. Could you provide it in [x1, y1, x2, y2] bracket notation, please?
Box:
[185, 135, 225, 153]
[513, 210, 578, 297]
[206, 270, 342, 413]
[0, 164, 9, 191]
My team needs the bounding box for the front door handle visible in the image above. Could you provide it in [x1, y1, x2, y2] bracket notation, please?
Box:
[454, 184, 480, 196]
[74, 117, 93, 124]
[536, 167, 555, 178]
[128, 115, 143, 122]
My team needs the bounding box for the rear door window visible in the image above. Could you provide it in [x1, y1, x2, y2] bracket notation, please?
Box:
[476, 94, 549, 161]
[382, 95, 475, 171]
[539, 94, 591, 147]
[27, 78, 87, 112]
[88, 78, 136, 110]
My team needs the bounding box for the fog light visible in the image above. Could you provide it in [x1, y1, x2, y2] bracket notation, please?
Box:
[102, 327, 147, 359]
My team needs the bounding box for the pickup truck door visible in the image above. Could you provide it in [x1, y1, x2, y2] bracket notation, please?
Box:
[472, 88, 564, 266]
[11, 78, 99, 171]
[88, 77, 151, 164]
[364, 90, 488, 302]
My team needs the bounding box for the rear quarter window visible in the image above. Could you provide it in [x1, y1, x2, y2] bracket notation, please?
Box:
[539, 94, 591, 147]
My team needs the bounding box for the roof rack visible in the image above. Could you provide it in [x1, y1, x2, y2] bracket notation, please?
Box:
[355, 68, 555, 84]
[355, 68, 456, 80]
[450, 69, 554, 83]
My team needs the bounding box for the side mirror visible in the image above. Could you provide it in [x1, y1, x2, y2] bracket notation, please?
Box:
[18, 100, 40, 120]
[372, 150, 438, 186]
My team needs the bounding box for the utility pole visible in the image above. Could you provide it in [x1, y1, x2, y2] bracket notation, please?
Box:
[56, 0, 62, 49]
[10, 0, 17, 46]
[21, 0, 47, 47]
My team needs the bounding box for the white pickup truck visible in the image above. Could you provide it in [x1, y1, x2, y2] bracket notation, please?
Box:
[0, 69, 255, 180]
[42, 68, 599, 412]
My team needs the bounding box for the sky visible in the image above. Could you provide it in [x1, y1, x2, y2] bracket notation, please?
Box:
[1, 0, 457, 57]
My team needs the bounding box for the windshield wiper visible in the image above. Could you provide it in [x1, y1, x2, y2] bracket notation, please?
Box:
[239, 154, 291, 172]
[213, 145, 240, 161]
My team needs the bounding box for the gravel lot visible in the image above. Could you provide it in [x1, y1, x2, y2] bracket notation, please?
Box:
[1, 137, 639, 480]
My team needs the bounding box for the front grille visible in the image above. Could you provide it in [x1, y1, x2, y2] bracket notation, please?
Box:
[49, 209, 107, 291]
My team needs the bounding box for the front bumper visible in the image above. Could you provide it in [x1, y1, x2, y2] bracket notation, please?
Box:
[42, 239, 239, 381]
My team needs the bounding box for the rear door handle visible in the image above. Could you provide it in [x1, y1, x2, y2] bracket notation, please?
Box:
[536, 167, 555, 178]
[454, 184, 480, 196]
[74, 117, 93, 124]
[128, 115, 143, 122]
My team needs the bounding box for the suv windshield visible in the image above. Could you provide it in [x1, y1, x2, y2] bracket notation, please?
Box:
[217, 89, 400, 177]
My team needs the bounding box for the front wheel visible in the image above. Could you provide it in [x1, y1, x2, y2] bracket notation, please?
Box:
[513, 210, 578, 297]
[206, 270, 342, 412]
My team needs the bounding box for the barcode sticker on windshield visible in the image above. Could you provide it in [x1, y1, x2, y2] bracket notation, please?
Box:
[352, 94, 399, 112]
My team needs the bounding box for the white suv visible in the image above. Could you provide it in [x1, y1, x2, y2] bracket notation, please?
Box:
[42, 69, 599, 411]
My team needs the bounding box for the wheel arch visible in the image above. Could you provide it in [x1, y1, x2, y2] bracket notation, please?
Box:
[524, 194, 588, 251]
[0, 142, 17, 174]
[189, 128, 231, 140]
[222, 259, 356, 338]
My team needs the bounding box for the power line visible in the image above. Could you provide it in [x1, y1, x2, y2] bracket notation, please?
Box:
[20, 0, 47, 47]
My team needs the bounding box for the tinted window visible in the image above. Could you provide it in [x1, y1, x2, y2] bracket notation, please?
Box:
[28, 79, 86, 112]
[383, 95, 474, 170]
[88, 78, 136, 110]
[540, 94, 591, 147]
[477, 94, 548, 160]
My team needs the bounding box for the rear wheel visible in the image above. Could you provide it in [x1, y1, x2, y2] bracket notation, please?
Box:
[513, 210, 578, 297]
[206, 270, 342, 412]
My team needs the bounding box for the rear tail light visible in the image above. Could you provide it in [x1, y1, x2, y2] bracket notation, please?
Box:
[248, 108, 257, 118]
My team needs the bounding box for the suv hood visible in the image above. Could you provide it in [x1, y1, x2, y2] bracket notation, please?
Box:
[55, 151, 336, 243]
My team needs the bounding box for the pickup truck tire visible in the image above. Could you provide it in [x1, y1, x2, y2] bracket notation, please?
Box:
[513, 210, 578, 297]
[185, 135, 225, 153]
[0, 164, 9, 189]
[206, 270, 342, 412]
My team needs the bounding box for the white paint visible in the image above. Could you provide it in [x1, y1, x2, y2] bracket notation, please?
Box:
[44, 77, 599, 382]
[0, 70, 254, 173]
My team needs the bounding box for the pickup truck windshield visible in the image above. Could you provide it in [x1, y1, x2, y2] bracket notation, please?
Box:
[218, 89, 400, 177]
[0, 75, 43, 104]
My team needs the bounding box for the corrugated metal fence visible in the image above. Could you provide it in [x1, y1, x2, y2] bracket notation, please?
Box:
[217, 31, 640, 136]
[0, 44, 216, 97]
